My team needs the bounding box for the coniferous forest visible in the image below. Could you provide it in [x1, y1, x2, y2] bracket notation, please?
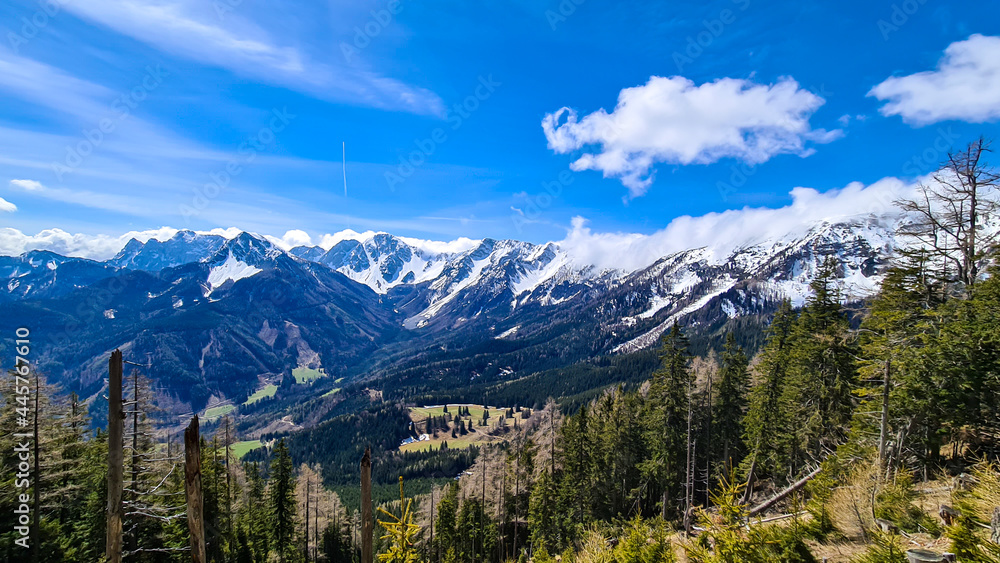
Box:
[2, 139, 1000, 563]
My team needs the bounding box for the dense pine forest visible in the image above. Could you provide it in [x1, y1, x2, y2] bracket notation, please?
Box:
[2, 139, 1000, 562]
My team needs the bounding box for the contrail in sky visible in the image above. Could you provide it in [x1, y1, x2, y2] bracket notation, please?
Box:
[342, 141, 348, 197]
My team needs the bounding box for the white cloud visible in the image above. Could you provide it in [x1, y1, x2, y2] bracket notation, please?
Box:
[9, 179, 43, 191]
[543, 75, 841, 197]
[869, 34, 1000, 126]
[62, 0, 444, 116]
[0, 227, 246, 260]
[557, 175, 917, 272]
[264, 229, 313, 250]
[0, 197, 16, 212]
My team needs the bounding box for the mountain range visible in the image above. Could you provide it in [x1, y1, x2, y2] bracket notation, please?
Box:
[0, 212, 901, 419]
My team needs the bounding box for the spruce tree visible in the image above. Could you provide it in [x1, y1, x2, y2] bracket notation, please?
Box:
[641, 322, 692, 519]
[270, 439, 297, 562]
[743, 299, 796, 482]
[784, 258, 858, 473]
[713, 332, 749, 479]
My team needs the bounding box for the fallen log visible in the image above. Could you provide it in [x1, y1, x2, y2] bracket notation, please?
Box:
[748, 466, 822, 516]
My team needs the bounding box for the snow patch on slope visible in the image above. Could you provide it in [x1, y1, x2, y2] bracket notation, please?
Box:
[207, 254, 262, 290]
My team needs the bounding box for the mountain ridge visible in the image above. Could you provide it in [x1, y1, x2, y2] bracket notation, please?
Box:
[0, 213, 912, 417]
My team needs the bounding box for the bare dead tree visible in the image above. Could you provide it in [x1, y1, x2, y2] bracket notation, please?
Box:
[896, 136, 999, 296]
[120, 362, 187, 560]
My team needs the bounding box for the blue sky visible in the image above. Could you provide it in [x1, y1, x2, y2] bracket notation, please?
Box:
[1, 0, 999, 255]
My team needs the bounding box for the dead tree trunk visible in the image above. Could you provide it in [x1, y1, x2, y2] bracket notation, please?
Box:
[878, 359, 891, 477]
[185, 416, 206, 563]
[360, 447, 373, 563]
[748, 466, 822, 516]
[106, 350, 124, 563]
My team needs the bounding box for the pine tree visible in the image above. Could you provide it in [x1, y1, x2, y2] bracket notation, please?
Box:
[241, 461, 271, 560]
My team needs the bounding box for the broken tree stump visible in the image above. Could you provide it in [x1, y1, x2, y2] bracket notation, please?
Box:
[938, 505, 960, 527]
[106, 350, 124, 563]
[185, 416, 206, 563]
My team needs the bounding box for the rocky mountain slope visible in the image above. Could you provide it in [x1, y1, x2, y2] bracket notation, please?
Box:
[0, 214, 902, 415]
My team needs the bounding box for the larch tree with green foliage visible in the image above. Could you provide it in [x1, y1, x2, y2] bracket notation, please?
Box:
[376, 477, 422, 563]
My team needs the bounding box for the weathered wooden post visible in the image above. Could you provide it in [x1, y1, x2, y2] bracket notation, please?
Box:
[106, 349, 124, 563]
[361, 447, 373, 563]
[185, 416, 206, 563]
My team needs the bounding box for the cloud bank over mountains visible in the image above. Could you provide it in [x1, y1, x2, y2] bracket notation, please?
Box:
[1, 174, 919, 273]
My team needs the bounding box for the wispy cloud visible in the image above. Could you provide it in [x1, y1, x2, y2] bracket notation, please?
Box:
[0, 48, 112, 120]
[62, 0, 444, 116]
[869, 34, 1000, 126]
[8, 178, 161, 216]
[0, 197, 17, 212]
[543, 75, 841, 198]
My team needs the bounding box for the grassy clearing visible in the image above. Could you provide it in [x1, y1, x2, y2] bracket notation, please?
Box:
[202, 403, 235, 421]
[321, 387, 341, 398]
[401, 403, 519, 453]
[293, 367, 325, 384]
[410, 404, 505, 423]
[399, 430, 484, 453]
[244, 384, 277, 405]
[230, 440, 264, 459]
